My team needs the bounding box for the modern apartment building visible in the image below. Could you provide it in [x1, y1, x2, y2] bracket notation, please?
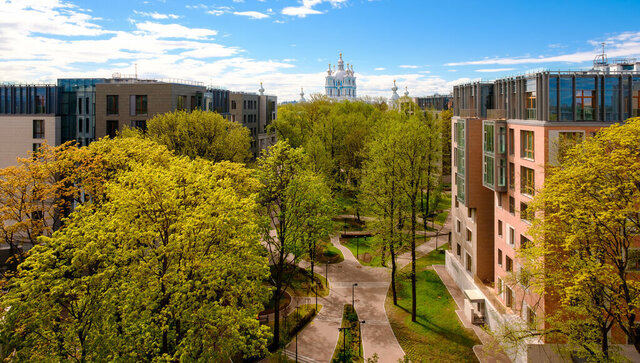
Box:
[413, 94, 452, 111]
[229, 90, 277, 158]
[0, 84, 60, 168]
[95, 77, 205, 139]
[447, 58, 640, 361]
[58, 78, 107, 146]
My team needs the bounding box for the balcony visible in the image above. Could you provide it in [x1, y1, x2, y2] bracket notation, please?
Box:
[460, 109, 477, 118]
[526, 108, 537, 120]
[487, 109, 506, 120]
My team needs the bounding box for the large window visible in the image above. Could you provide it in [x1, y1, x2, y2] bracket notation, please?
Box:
[521, 130, 534, 160]
[525, 78, 536, 120]
[549, 76, 558, 121]
[520, 202, 530, 222]
[521, 166, 535, 196]
[498, 159, 506, 188]
[576, 77, 596, 121]
[483, 155, 494, 187]
[483, 123, 494, 153]
[33, 119, 44, 139]
[604, 77, 620, 121]
[509, 196, 515, 214]
[106, 120, 118, 138]
[559, 77, 573, 121]
[632, 77, 640, 118]
[508, 128, 514, 155]
[35, 88, 46, 114]
[135, 95, 148, 115]
[106, 95, 118, 115]
[506, 256, 513, 272]
[177, 95, 186, 111]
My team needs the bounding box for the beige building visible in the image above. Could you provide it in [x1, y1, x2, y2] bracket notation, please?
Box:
[95, 78, 205, 139]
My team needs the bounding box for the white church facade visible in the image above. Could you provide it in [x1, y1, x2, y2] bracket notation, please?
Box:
[325, 53, 357, 100]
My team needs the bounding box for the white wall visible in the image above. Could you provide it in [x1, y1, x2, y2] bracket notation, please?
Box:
[0, 115, 60, 168]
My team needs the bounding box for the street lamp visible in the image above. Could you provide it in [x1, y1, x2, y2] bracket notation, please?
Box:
[359, 320, 366, 357]
[338, 327, 349, 363]
[352, 283, 358, 307]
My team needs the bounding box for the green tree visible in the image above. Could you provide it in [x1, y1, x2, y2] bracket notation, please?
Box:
[515, 118, 640, 361]
[361, 112, 405, 305]
[145, 109, 252, 163]
[420, 111, 442, 234]
[258, 140, 331, 349]
[396, 109, 431, 322]
[0, 138, 270, 361]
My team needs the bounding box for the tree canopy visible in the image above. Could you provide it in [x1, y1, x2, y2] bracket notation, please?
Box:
[145, 109, 252, 163]
[517, 118, 640, 361]
[0, 137, 271, 361]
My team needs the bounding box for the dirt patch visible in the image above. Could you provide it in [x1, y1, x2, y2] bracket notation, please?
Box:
[361, 253, 372, 263]
[258, 290, 292, 316]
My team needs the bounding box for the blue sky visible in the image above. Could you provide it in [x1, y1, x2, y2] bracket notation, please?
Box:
[2, 0, 640, 101]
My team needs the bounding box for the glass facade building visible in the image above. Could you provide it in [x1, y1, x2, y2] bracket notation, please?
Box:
[0, 85, 58, 115]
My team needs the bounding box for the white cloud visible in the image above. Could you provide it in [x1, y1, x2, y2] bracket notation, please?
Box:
[133, 10, 180, 19]
[134, 21, 217, 39]
[399, 65, 419, 69]
[447, 31, 640, 66]
[282, 0, 347, 18]
[374, 67, 385, 71]
[233, 11, 269, 19]
[475, 68, 516, 73]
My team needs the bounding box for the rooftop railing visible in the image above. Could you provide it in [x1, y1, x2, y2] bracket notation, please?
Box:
[487, 109, 506, 120]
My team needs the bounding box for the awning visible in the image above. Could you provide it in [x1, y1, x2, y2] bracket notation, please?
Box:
[464, 289, 485, 302]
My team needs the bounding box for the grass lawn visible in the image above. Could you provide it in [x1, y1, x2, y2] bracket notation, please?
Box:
[285, 265, 330, 298]
[331, 304, 363, 363]
[316, 240, 344, 264]
[341, 235, 431, 267]
[386, 244, 480, 362]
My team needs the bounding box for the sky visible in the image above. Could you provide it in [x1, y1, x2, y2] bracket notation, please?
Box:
[2, 0, 640, 101]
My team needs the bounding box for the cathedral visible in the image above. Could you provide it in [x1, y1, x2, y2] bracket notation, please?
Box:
[325, 53, 357, 100]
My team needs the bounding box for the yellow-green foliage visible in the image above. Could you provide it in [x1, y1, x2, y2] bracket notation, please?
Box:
[0, 137, 270, 361]
[522, 118, 640, 361]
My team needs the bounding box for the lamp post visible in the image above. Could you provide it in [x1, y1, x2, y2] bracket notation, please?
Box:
[338, 327, 348, 363]
[352, 283, 358, 307]
[359, 320, 366, 357]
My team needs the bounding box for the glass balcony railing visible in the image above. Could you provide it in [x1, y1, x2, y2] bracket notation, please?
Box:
[526, 108, 537, 120]
[460, 109, 477, 118]
[488, 109, 506, 119]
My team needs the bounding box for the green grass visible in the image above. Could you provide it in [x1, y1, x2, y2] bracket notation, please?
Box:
[341, 237, 384, 267]
[266, 304, 322, 348]
[331, 304, 363, 363]
[285, 265, 330, 298]
[386, 244, 480, 362]
[316, 241, 344, 264]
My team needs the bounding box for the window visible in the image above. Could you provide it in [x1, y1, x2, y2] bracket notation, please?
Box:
[498, 249, 503, 266]
[508, 128, 514, 155]
[520, 202, 530, 222]
[576, 77, 596, 121]
[106, 95, 119, 115]
[497, 193, 503, 208]
[498, 220, 503, 237]
[456, 219, 461, 233]
[466, 228, 472, 242]
[483, 155, 494, 186]
[521, 167, 535, 196]
[483, 123, 494, 153]
[132, 120, 147, 132]
[509, 196, 515, 214]
[86, 118, 90, 134]
[527, 306, 536, 327]
[32, 143, 42, 154]
[498, 159, 506, 187]
[508, 226, 515, 246]
[508, 163, 515, 191]
[177, 96, 186, 110]
[33, 119, 44, 138]
[521, 235, 532, 250]
[106, 120, 118, 138]
[498, 126, 506, 153]
[506, 256, 513, 272]
[505, 286, 514, 308]
[456, 243, 461, 256]
[521, 130, 534, 159]
[466, 253, 472, 272]
[78, 118, 83, 132]
[85, 97, 90, 115]
[135, 95, 147, 115]
[627, 249, 640, 271]
[231, 100, 237, 110]
[78, 98, 82, 114]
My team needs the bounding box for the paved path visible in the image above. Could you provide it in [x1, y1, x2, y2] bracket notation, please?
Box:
[284, 234, 406, 362]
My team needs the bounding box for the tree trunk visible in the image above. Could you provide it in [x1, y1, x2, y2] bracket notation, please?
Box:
[601, 326, 609, 359]
[390, 233, 398, 306]
[411, 198, 417, 323]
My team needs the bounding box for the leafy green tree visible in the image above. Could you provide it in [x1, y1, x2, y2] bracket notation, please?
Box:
[0, 138, 270, 361]
[419, 111, 442, 234]
[258, 140, 332, 349]
[361, 112, 405, 305]
[396, 109, 431, 322]
[514, 118, 640, 361]
[145, 109, 252, 163]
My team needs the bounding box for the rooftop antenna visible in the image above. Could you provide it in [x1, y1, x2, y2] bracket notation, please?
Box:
[594, 42, 608, 68]
[135, 63, 138, 79]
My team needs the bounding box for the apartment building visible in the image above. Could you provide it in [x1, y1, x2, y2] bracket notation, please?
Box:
[95, 77, 205, 139]
[0, 84, 60, 168]
[229, 91, 277, 158]
[58, 78, 108, 146]
[413, 94, 452, 111]
[447, 59, 640, 361]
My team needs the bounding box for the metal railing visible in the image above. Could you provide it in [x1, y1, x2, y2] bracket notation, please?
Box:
[526, 108, 537, 120]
